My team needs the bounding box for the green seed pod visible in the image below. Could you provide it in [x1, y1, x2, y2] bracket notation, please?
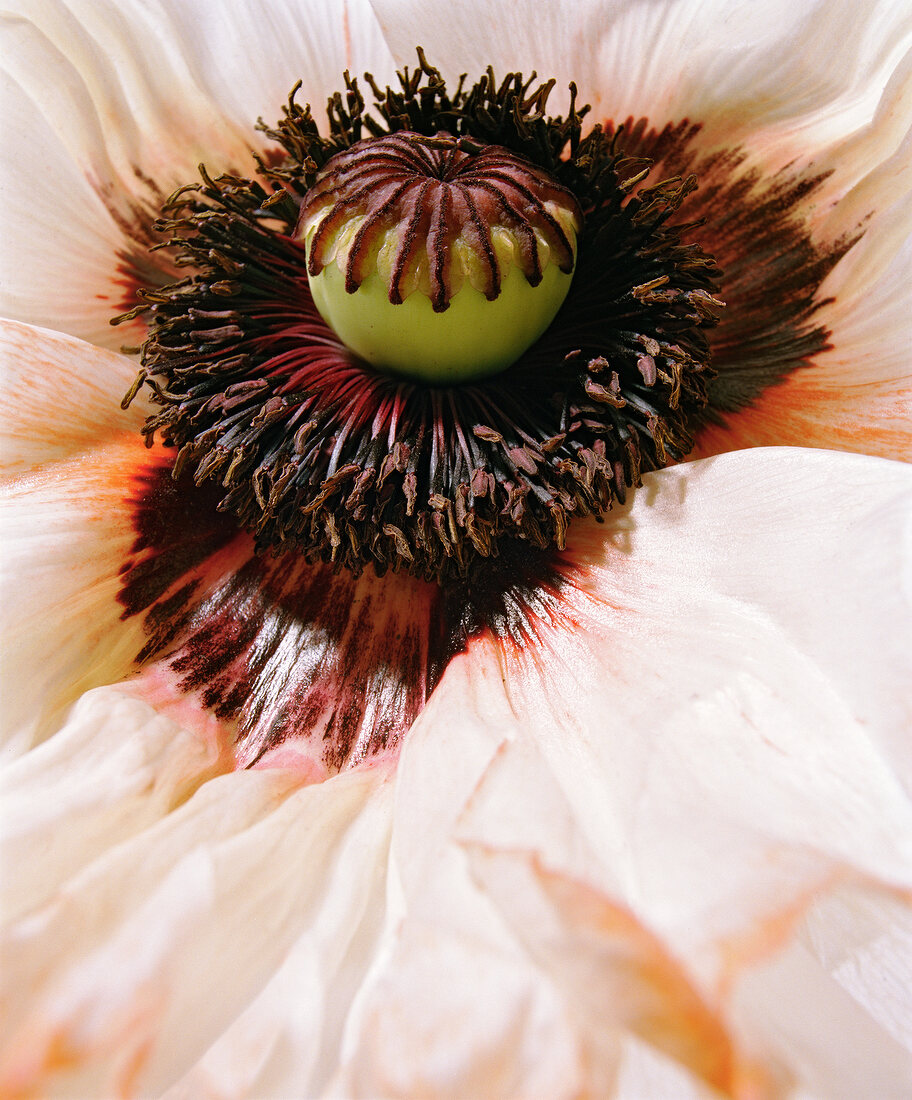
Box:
[297, 132, 582, 384]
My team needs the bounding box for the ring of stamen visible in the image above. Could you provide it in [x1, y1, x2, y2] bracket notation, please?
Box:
[118, 52, 722, 583]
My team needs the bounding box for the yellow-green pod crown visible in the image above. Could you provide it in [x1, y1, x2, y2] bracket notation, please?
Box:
[297, 131, 582, 383]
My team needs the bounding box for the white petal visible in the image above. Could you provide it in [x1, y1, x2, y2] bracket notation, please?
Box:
[726, 913, 912, 1099]
[693, 68, 912, 459]
[803, 886, 912, 1052]
[361, 447, 912, 1094]
[0, 320, 148, 480]
[0, 66, 148, 349]
[2, 0, 252, 195]
[0, 436, 153, 753]
[0, 0, 394, 348]
[0, 1, 247, 348]
[809, 45, 912, 226]
[4, 447, 910, 1097]
[328, 912, 588, 1100]
[0, 686, 230, 924]
[152, 0, 395, 148]
[0, 718, 395, 1097]
[370, 0, 912, 155]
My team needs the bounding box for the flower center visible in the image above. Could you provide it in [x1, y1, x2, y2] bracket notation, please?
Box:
[118, 53, 722, 583]
[298, 131, 581, 383]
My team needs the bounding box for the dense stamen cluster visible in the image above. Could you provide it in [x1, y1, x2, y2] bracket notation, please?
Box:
[119, 52, 722, 582]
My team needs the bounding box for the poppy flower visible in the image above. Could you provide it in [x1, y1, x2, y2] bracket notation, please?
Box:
[1, 0, 911, 1096]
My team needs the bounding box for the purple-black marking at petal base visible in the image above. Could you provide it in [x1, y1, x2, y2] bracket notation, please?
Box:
[119, 461, 570, 772]
[436, 541, 569, 676]
[120, 461, 437, 769]
[606, 118, 855, 419]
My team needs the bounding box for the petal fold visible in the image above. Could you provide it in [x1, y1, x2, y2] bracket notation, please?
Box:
[355, 447, 912, 1095]
[0, 746, 394, 1098]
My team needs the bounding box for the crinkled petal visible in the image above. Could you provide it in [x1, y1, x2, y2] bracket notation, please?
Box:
[0, 700, 395, 1098]
[339, 447, 912, 1096]
[466, 846, 779, 1097]
[0, 686, 230, 925]
[370, 0, 912, 158]
[0, 0, 394, 347]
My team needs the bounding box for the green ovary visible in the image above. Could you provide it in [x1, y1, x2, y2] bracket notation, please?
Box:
[307, 252, 575, 385]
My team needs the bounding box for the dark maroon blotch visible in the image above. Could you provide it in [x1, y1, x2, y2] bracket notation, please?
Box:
[607, 118, 856, 418]
[119, 464, 569, 771]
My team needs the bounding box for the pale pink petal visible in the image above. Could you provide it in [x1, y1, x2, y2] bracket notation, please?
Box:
[0, 0, 251, 348]
[0, 320, 148, 480]
[0, 686, 230, 924]
[724, 883, 912, 1098]
[0, 435, 157, 754]
[347, 447, 912, 1095]
[370, 0, 912, 162]
[0, 0, 394, 348]
[0, 742, 394, 1098]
